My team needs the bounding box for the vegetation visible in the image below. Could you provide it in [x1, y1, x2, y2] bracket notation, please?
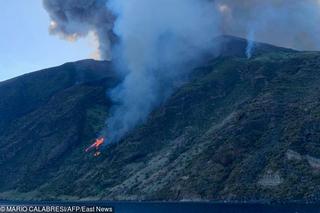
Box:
[1, 38, 320, 202]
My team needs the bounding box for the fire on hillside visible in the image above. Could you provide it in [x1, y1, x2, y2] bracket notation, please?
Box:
[85, 137, 105, 157]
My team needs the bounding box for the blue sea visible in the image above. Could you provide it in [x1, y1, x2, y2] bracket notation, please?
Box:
[1, 201, 320, 213]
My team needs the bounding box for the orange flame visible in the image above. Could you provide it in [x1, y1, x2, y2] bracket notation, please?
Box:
[85, 137, 105, 153]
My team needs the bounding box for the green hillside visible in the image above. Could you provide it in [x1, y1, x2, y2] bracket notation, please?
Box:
[1, 36, 320, 202]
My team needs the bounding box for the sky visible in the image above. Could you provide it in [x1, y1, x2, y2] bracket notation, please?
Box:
[0, 1, 97, 81]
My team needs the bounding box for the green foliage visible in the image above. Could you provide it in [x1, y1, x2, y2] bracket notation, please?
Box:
[1, 45, 320, 202]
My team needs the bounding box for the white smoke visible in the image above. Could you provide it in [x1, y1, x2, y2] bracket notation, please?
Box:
[246, 30, 255, 59]
[42, 0, 320, 143]
[104, 0, 220, 142]
[216, 0, 320, 53]
[43, 0, 320, 59]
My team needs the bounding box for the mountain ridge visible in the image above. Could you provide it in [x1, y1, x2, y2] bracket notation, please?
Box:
[1, 36, 320, 202]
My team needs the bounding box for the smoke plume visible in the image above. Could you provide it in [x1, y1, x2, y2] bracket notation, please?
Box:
[216, 0, 320, 51]
[104, 0, 220, 142]
[246, 30, 255, 59]
[43, 0, 320, 143]
[43, 0, 115, 60]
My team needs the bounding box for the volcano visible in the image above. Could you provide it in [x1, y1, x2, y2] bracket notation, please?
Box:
[0, 36, 319, 202]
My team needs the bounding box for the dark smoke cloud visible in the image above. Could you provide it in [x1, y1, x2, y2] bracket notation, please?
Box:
[43, 0, 115, 60]
[43, 0, 320, 143]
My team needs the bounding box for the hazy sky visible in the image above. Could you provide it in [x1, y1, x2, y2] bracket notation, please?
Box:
[0, 1, 97, 81]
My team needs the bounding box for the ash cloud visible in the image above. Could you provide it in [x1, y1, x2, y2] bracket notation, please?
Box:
[43, 0, 115, 60]
[42, 0, 320, 143]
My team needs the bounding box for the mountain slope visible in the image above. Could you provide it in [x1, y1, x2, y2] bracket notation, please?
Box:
[1, 37, 320, 202]
[0, 59, 116, 133]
